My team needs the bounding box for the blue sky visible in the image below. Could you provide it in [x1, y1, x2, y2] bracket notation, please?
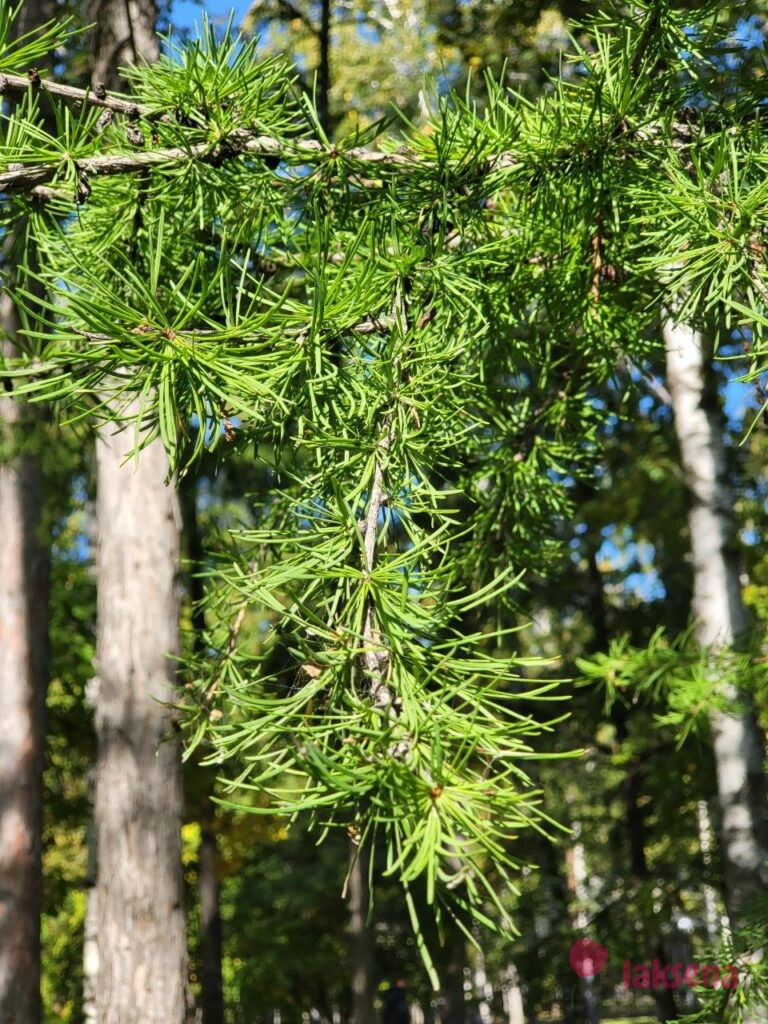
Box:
[172, 0, 251, 31]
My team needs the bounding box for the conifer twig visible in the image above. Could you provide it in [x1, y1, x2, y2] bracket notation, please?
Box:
[0, 68, 731, 202]
[362, 415, 394, 709]
[0, 71, 149, 116]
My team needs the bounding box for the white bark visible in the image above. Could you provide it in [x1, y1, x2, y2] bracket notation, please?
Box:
[500, 966, 525, 1024]
[664, 320, 768, 957]
[566, 828, 600, 1024]
[696, 798, 725, 945]
[471, 948, 493, 1024]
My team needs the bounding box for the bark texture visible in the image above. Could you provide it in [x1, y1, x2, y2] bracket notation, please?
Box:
[89, 0, 160, 88]
[347, 846, 375, 1024]
[0, 328, 49, 1024]
[180, 478, 225, 1024]
[0, 5, 55, 1019]
[93, 416, 186, 1024]
[198, 798, 224, 1024]
[89, 7, 187, 1021]
[664, 320, 768, 926]
[13, 0, 57, 37]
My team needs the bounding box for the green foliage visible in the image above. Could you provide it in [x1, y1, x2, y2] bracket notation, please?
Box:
[4, 0, 768, 987]
[678, 897, 768, 1024]
[0, 3, 75, 72]
[579, 627, 768, 746]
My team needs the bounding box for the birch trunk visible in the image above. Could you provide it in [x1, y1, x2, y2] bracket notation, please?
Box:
[0, 5, 55, 1018]
[565, 832, 600, 1024]
[664, 320, 768, 929]
[470, 944, 494, 1024]
[696, 799, 724, 946]
[500, 966, 525, 1024]
[93, 416, 186, 1024]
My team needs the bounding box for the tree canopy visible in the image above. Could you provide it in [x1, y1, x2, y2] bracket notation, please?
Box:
[2, 0, 768, 1020]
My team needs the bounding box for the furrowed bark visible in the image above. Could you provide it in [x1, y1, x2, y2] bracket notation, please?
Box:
[0, 323, 49, 1024]
[89, 0, 159, 89]
[0, 3, 55, 1019]
[664, 320, 768, 1000]
[93, 411, 186, 1024]
[90, 5, 188, 1021]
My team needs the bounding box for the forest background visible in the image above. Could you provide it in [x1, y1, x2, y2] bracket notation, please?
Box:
[2, 2, 768, 1024]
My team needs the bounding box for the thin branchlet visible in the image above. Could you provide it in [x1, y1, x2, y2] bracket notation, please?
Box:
[3, 1, 767, 972]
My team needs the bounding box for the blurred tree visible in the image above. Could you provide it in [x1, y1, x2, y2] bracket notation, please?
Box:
[664, 321, 768, 1022]
[0, 4, 56, 1020]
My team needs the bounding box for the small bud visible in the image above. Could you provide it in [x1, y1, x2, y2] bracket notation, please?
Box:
[417, 307, 436, 329]
[125, 124, 145, 147]
[95, 109, 113, 134]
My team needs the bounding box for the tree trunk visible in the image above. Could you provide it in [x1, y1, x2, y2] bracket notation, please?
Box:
[180, 479, 225, 1024]
[83, 885, 99, 1024]
[500, 965, 525, 1024]
[439, 926, 465, 1024]
[0, 327, 49, 1024]
[89, 0, 160, 88]
[696, 799, 722, 945]
[664, 320, 768, 928]
[471, 941, 494, 1024]
[588, 547, 677, 1021]
[317, 0, 331, 136]
[198, 796, 224, 1024]
[565, 833, 601, 1024]
[88, 7, 187, 1021]
[0, 5, 55, 1019]
[348, 845, 375, 1024]
[93, 414, 187, 1024]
